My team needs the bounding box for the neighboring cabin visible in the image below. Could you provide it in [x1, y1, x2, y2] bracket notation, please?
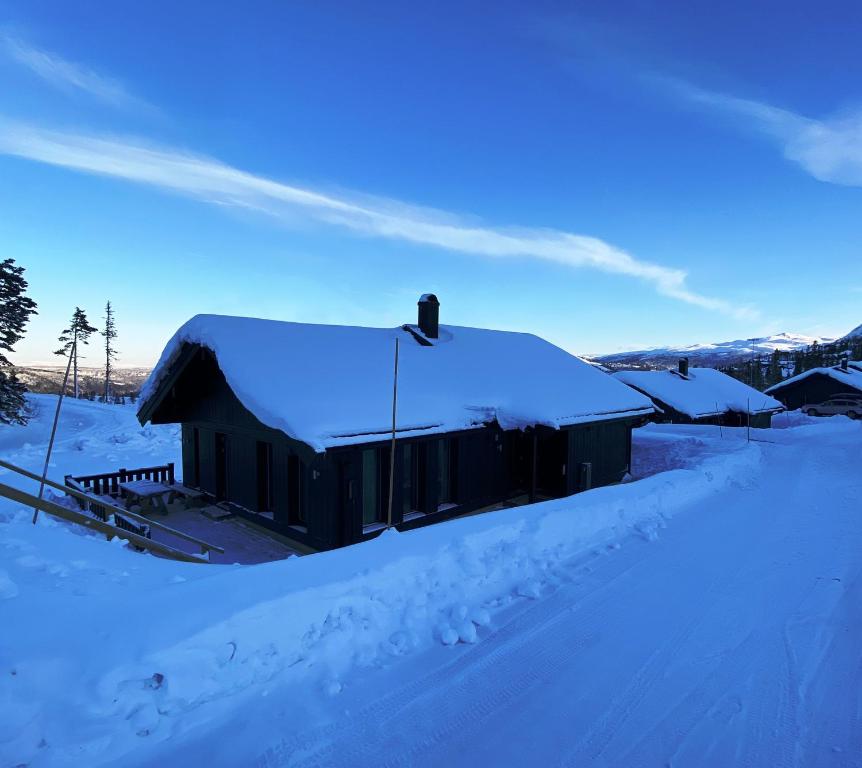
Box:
[613, 358, 783, 428]
[765, 358, 862, 411]
[137, 296, 655, 551]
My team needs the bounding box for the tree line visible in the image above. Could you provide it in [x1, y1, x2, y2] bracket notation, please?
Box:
[718, 336, 862, 391]
[0, 258, 126, 425]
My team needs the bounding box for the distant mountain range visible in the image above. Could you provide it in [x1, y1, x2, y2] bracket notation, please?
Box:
[594, 332, 834, 370]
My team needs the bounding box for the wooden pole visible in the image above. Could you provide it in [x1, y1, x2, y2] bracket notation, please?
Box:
[747, 397, 751, 443]
[716, 402, 723, 438]
[32, 340, 75, 524]
[386, 337, 400, 529]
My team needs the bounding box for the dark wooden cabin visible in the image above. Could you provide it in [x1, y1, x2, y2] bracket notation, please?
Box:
[614, 358, 783, 429]
[138, 297, 655, 551]
[765, 359, 862, 411]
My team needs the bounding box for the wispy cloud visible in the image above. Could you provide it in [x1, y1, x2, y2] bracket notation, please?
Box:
[1, 33, 141, 108]
[0, 118, 755, 318]
[658, 77, 862, 187]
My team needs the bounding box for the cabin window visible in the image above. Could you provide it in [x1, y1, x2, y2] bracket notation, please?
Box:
[362, 448, 385, 526]
[287, 454, 304, 525]
[436, 438, 458, 509]
[401, 444, 412, 517]
[255, 441, 273, 512]
[409, 442, 429, 514]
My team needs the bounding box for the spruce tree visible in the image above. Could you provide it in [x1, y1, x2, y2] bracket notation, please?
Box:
[0, 259, 38, 424]
[101, 301, 118, 402]
[767, 349, 782, 387]
[55, 307, 97, 399]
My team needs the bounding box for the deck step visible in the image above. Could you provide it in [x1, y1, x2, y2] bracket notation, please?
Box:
[201, 504, 233, 521]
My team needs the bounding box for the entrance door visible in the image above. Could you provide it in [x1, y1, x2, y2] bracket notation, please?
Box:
[506, 431, 530, 495]
[337, 456, 356, 546]
[215, 432, 228, 502]
[536, 430, 568, 498]
[256, 441, 273, 512]
[192, 427, 201, 488]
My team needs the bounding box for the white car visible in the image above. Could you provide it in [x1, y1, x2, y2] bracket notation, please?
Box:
[805, 395, 862, 419]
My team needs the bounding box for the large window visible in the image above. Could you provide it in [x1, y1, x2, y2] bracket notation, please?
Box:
[401, 443, 427, 517]
[401, 444, 414, 517]
[436, 438, 458, 509]
[362, 448, 382, 526]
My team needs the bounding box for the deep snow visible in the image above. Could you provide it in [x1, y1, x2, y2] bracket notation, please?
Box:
[614, 367, 783, 418]
[139, 314, 654, 451]
[1, 396, 860, 767]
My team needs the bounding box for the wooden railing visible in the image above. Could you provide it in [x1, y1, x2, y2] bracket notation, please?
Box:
[69, 463, 175, 496]
[64, 476, 151, 539]
[0, 459, 223, 561]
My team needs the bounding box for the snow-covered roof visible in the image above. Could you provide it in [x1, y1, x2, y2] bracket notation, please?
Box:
[613, 368, 783, 419]
[139, 315, 655, 452]
[764, 365, 862, 395]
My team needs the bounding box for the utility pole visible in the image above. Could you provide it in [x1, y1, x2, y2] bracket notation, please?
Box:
[33, 340, 75, 524]
[386, 338, 400, 529]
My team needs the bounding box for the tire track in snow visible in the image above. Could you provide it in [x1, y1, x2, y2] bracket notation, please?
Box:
[559, 597, 714, 766]
[254, 549, 658, 768]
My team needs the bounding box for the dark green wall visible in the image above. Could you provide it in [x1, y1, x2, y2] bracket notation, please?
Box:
[151, 345, 642, 551]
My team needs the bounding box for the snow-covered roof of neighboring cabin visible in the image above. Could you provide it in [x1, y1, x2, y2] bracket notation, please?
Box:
[613, 368, 783, 419]
[764, 365, 862, 395]
[139, 315, 655, 452]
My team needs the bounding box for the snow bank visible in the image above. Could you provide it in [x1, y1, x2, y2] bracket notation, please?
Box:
[0, 428, 762, 766]
[614, 367, 782, 418]
[138, 315, 654, 451]
[6, 397, 858, 767]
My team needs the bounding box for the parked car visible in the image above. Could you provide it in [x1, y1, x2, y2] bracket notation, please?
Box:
[804, 394, 862, 419]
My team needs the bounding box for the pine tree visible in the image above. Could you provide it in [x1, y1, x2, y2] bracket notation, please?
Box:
[101, 301, 118, 402]
[0, 259, 38, 424]
[55, 307, 97, 399]
[767, 349, 782, 387]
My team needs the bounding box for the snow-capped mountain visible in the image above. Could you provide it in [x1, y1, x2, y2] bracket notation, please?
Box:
[839, 323, 862, 341]
[594, 332, 832, 369]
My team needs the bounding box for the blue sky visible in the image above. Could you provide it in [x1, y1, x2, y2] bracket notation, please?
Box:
[1, 1, 860, 366]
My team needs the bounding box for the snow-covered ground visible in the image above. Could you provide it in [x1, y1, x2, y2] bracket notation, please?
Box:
[1, 396, 860, 767]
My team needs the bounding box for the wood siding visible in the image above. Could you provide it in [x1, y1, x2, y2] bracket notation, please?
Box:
[149, 345, 643, 551]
